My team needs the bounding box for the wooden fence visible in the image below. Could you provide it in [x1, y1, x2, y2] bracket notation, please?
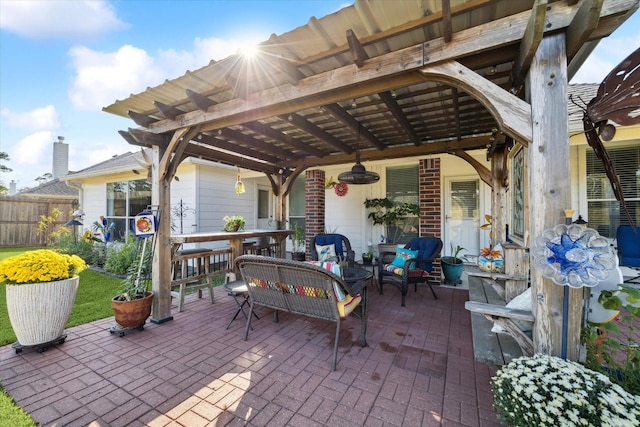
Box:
[0, 196, 77, 247]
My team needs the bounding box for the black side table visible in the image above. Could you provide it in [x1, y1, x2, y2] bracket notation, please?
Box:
[355, 261, 377, 289]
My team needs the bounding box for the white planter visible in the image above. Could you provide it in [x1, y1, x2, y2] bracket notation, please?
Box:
[6, 276, 79, 346]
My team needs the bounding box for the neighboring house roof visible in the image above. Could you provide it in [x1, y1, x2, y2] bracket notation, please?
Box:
[568, 84, 598, 133]
[64, 149, 151, 180]
[17, 178, 79, 199]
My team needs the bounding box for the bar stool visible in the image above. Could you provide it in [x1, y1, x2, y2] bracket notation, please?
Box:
[224, 278, 259, 329]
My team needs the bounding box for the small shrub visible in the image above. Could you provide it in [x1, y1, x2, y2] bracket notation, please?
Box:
[54, 233, 100, 265]
[103, 234, 139, 275]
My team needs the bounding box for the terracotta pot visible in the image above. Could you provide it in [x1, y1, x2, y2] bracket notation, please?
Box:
[112, 292, 154, 329]
[6, 276, 79, 346]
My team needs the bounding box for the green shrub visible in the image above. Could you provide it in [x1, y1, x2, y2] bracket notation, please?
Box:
[103, 234, 139, 275]
[54, 234, 100, 265]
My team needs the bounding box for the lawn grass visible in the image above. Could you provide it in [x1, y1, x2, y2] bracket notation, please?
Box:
[0, 247, 124, 425]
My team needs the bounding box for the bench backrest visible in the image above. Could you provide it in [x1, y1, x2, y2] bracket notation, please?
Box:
[236, 255, 346, 322]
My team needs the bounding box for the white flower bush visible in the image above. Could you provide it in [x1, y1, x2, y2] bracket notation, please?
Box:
[492, 353, 640, 426]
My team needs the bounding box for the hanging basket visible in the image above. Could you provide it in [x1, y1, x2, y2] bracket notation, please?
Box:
[6, 276, 80, 346]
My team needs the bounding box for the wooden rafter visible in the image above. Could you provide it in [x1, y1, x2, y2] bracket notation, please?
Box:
[378, 91, 421, 146]
[442, 0, 453, 43]
[128, 110, 157, 127]
[154, 101, 184, 121]
[510, 0, 547, 93]
[347, 29, 369, 68]
[186, 89, 216, 111]
[566, 0, 603, 60]
[279, 113, 353, 154]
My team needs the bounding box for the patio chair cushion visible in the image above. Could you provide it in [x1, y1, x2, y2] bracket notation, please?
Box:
[304, 260, 360, 317]
[409, 237, 441, 272]
[491, 287, 533, 334]
[391, 248, 419, 268]
[314, 235, 345, 257]
[315, 243, 337, 262]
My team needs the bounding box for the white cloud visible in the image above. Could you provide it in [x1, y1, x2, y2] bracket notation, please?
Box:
[66, 36, 250, 111]
[11, 131, 53, 166]
[571, 33, 640, 84]
[0, 0, 128, 40]
[1, 106, 60, 131]
[68, 45, 164, 110]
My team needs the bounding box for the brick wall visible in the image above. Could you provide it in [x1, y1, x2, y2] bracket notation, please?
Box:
[419, 158, 442, 281]
[305, 169, 325, 258]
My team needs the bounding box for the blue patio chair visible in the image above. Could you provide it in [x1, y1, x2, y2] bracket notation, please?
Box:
[310, 234, 355, 267]
[378, 236, 443, 306]
[617, 225, 640, 283]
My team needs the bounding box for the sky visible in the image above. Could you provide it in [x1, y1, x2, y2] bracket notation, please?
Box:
[0, 1, 639, 191]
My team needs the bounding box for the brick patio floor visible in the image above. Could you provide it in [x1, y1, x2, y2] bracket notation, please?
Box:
[0, 279, 504, 426]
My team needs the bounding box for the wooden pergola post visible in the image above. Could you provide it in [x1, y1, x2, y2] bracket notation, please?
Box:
[151, 145, 174, 324]
[527, 33, 582, 360]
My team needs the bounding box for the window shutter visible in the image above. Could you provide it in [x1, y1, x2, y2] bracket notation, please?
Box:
[586, 146, 640, 237]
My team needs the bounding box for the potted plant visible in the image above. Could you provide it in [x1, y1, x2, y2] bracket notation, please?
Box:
[110, 242, 154, 333]
[362, 250, 374, 264]
[0, 249, 86, 350]
[222, 215, 246, 232]
[441, 243, 467, 285]
[364, 198, 419, 251]
[290, 223, 306, 261]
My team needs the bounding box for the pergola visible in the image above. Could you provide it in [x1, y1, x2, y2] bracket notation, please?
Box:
[103, 0, 639, 360]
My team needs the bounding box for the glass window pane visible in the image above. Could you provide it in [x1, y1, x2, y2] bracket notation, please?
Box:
[385, 165, 419, 244]
[107, 182, 126, 216]
[128, 180, 152, 216]
[289, 176, 306, 217]
[258, 190, 269, 218]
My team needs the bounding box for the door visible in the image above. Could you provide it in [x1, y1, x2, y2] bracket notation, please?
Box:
[444, 177, 481, 258]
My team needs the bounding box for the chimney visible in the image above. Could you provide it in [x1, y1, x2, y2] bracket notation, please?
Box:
[9, 180, 16, 195]
[52, 136, 69, 179]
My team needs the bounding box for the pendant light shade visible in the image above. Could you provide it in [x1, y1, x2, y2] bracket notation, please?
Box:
[337, 151, 380, 185]
[235, 169, 245, 196]
[337, 123, 380, 185]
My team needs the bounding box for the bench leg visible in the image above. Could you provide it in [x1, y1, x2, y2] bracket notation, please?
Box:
[243, 302, 256, 341]
[332, 318, 341, 371]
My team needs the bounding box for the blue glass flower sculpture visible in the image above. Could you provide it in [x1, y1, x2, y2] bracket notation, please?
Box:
[531, 224, 616, 288]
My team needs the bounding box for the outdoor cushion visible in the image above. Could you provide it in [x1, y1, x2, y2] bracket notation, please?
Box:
[391, 248, 419, 268]
[408, 237, 440, 272]
[491, 288, 533, 334]
[304, 260, 360, 317]
[314, 235, 344, 257]
[315, 243, 337, 262]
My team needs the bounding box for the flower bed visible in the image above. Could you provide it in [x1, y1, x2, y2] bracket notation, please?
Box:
[493, 354, 640, 426]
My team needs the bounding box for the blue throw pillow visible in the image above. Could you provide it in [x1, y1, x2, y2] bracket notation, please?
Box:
[391, 248, 419, 268]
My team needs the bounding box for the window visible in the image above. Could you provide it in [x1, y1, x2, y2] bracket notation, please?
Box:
[586, 146, 640, 238]
[288, 175, 306, 233]
[106, 179, 152, 241]
[386, 165, 419, 243]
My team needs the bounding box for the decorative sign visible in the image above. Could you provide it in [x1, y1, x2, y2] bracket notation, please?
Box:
[134, 212, 157, 237]
[334, 182, 348, 197]
[531, 224, 616, 288]
[511, 146, 525, 239]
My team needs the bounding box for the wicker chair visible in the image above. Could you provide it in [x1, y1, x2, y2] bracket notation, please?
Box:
[310, 233, 355, 267]
[378, 236, 443, 306]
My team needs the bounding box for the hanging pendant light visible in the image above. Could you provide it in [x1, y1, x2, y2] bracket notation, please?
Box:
[234, 169, 245, 196]
[337, 124, 380, 185]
